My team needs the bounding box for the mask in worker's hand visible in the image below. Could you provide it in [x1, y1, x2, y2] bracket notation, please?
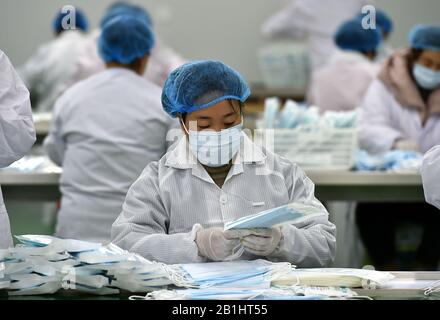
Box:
[413, 64, 440, 90]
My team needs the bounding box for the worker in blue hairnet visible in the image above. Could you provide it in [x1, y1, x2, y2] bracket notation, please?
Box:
[43, 16, 177, 242]
[261, 0, 372, 71]
[308, 19, 382, 113]
[111, 60, 336, 266]
[356, 24, 440, 271]
[75, 2, 186, 87]
[19, 6, 90, 112]
[0, 50, 36, 249]
[357, 8, 394, 61]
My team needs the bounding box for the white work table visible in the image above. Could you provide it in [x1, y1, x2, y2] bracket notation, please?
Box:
[0, 169, 424, 202]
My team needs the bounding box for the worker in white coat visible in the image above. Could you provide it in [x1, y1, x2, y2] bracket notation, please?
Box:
[421, 145, 440, 210]
[0, 50, 36, 248]
[359, 25, 440, 155]
[308, 19, 382, 113]
[74, 3, 186, 87]
[19, 7, 89, 112]
[356, 25, 440, 271]
[111, 60, 336, 266]
[44, 16, 176, 242]
[261, 0, 371, 70]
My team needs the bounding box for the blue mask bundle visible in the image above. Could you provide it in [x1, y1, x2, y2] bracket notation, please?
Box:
[355, 150, 423, 171]
[224, 202, 326, 230]
[164, 259, 291, 289]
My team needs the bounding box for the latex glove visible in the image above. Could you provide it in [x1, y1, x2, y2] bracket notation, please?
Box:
[195, 227, 241, 261]
[229, 227, 282, 257]
[393, 139, 420, 152]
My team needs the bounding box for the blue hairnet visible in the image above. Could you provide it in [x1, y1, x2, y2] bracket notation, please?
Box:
[375, 10, 393, 34]
[409, 24, 440, 52]
[53, 7, 88, 33]
[335, 19, 382, 52]
[162, 60, 251, 118]
[98, 15, 155, 65]
[356, 9, 393, 35]
[100, 3, 152, 29]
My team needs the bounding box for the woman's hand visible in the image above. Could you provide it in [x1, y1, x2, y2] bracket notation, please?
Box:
[195, 227, 241, 261]
[228, 227, 283, 257]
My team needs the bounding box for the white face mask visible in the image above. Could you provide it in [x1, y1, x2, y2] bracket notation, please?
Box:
[181, 118, 243, 167]
[413, 64, 440, 90]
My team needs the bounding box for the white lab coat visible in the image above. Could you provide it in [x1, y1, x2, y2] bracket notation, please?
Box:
[359, 79, 440, 154]
[19, 31, 89, 112]
[74, 29, 186, 87]
[262, 0, 371, 70]
[421, 145, 440, 209]
[308, 50, 380, 113]
[111, 134, 336, 266]
[44, 68, 177, 242]
[0, 50, 36, 248]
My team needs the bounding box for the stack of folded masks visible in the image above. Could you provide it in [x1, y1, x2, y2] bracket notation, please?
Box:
[162, 259, 292, 289]
[0, 235, 170, 296]
[224, 202, 326, 230]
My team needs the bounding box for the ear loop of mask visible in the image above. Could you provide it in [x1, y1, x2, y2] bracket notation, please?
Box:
[180, 117, 189, 135]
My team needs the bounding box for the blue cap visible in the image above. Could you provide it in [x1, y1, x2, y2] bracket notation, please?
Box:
[409, 24, 440, 52]
[53, 7, 89, 33]
[335, 19, 382, 52]
[162, 60, 251, 118]
[100, 3, 152, 29]
[98, 15, 155, 65]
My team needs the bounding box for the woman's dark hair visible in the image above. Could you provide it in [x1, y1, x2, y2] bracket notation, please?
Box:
[407, 48, 424, 74]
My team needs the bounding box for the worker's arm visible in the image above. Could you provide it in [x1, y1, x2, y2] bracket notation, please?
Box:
[267, 160, 336, 267]
[111, 163, 206, 264]
[43, 98, 66, 166]
[358, 80, 403, 154]
[0, 50, 36, 167]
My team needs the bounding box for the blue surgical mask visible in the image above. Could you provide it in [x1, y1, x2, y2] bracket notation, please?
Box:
[182, 119, 243, 167]
[413, 64, 440, 90]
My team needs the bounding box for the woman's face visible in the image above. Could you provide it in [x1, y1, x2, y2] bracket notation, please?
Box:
[416, 50, 440, 71]
[181, 100, 241, 133]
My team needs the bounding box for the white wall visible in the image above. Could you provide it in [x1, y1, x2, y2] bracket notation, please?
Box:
[0, 0, 439, 83]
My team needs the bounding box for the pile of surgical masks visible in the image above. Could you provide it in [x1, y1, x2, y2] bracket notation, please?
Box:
[355, 150, 423, 172]
[131, 262, 387, 300]
[262, 98, 357, 129]
[220, 203, 325, 261]
[0, 235, 171, 296]
[162, 259, 291, 290]
[224, 202, 326, 230]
